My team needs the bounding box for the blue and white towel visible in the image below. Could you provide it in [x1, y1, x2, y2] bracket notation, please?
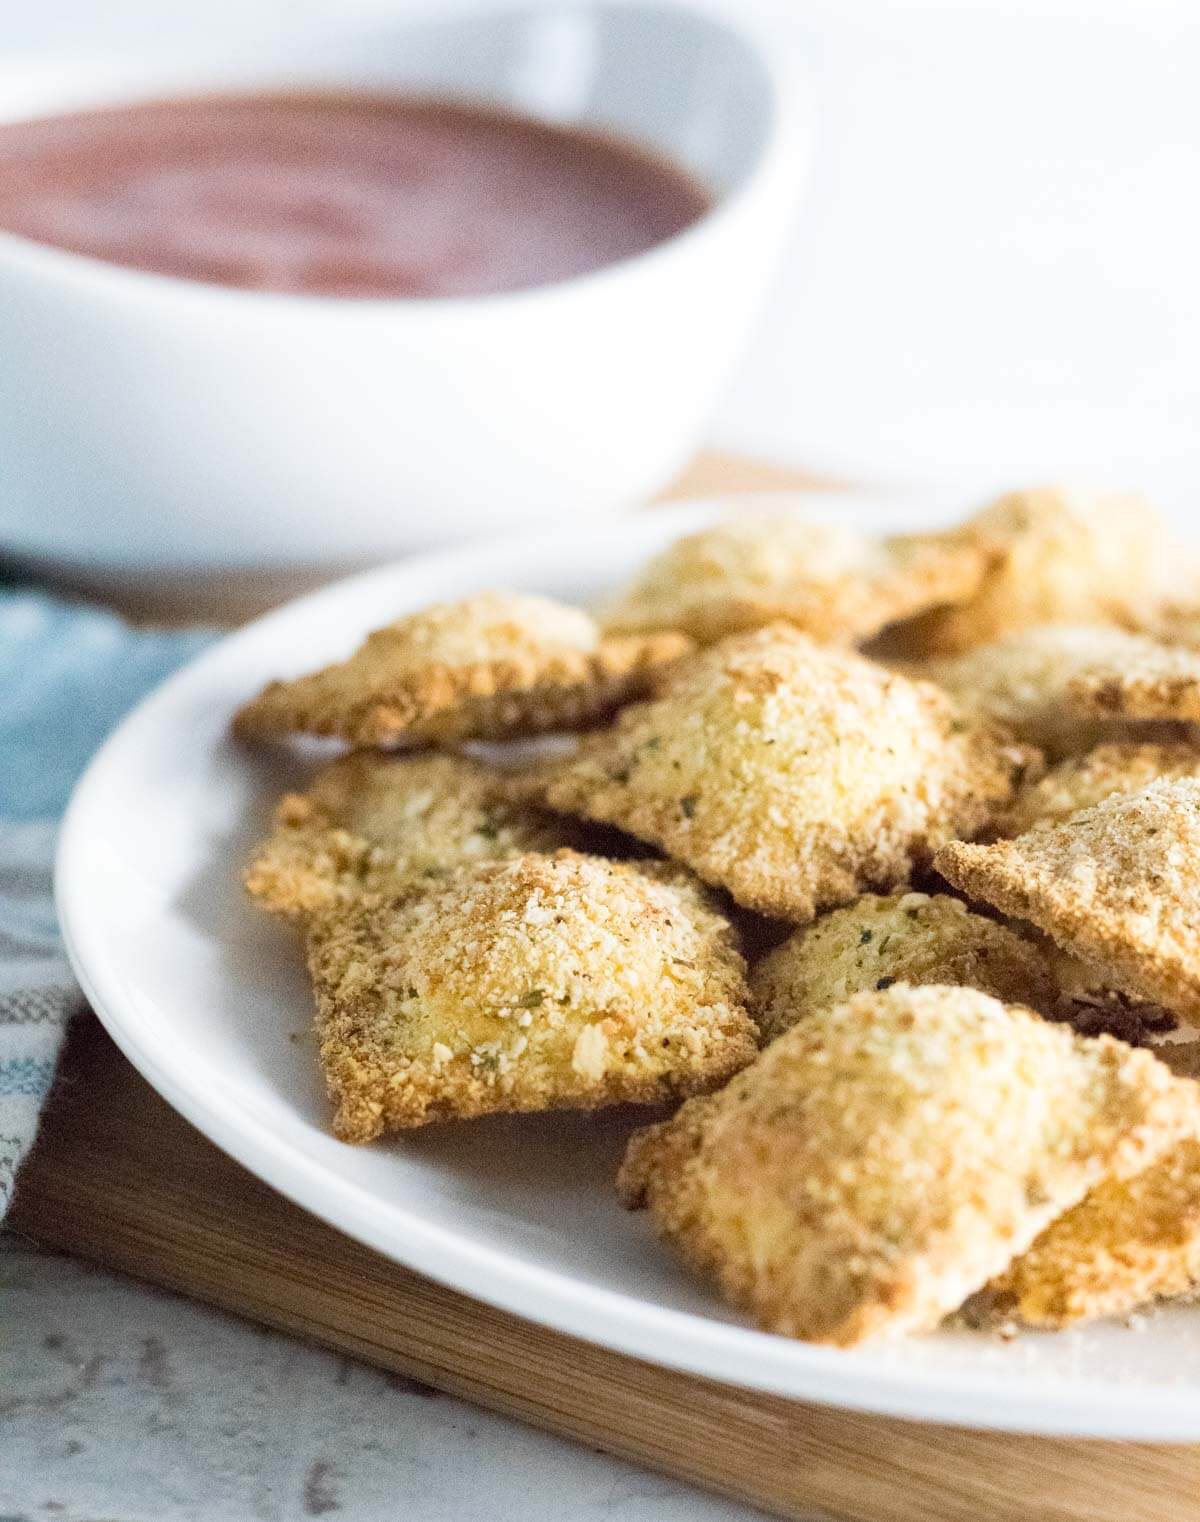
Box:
[0, 588, 211, 1216]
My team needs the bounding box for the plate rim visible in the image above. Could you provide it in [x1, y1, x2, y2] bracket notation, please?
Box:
[54, 494, 1200, 1441]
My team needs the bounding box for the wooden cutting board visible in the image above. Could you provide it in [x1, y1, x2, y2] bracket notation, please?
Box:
[10, 454, 1200, 1522]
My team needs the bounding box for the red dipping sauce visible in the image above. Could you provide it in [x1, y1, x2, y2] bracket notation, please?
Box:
[0, 91, 712, 298]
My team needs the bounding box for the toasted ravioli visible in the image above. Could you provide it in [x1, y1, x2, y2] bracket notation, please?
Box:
[883, 487, 1171, 657]
[1130, 597, 1200, 651]
[618, 984, 1199, 1344]
[509, 627, 1037, 921]
[1064, 633, 1200, 722]
[598, 509, 987, 645]
[246, 752, 578, 922]
[306, 851, 756, 1140]
[751, 892, 1056, 1041]
[997, 742, 1200, 837]
[937, 779, 1200, 1021]
[986, 1140, 1200, 1328]
[912, 625, 1195, 758]
[235, 591, 690, 747]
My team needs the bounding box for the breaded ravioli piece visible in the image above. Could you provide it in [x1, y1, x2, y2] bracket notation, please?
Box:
[246, 752, 579, 922]
[618, 984, 1199, 1344]
[306, 850, 756, 1140]
[911, 625, 1196, 758]
[985, 1139, 1200, 1328]
[750, 892, 1057, 1041]
[882, 487, 1172, 658]
[1064, 632, 1200, 722]
[598, 509, 988, 646]
[937, 779, 1200, 1021]
[235, 591, 690, 747]
[509, 626, 1037, 921]
[997, 742, 1200, 837]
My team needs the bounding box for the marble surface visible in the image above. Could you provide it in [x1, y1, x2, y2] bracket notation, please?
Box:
[0, 1238, 768, 1521]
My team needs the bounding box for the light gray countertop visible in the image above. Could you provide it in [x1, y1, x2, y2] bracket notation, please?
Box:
[1, 1238, 766, 1522]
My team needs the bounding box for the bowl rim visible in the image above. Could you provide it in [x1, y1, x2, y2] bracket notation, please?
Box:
[0, 0, 809, 314]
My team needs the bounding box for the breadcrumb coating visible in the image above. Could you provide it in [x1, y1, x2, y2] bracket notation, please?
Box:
[985, 1139, 1200, 1328]
[618, 984, 1200, 1345]
[306, 850, 756, 1140]
[245, 752, 579, 922]
[881, 487, 1172, 658]
[1127, 597, 1200, 650]
[234, 591, 691, 747]
[936, 779, 1200, 1020]
[750, 892, 1058, 1041]
[996, 742, 1200, 837]
[508, 626, 1038, 921]
[910, 625, 1196, 758]
[1064, 633, 1200, 721]
[598, 509, 987, 645]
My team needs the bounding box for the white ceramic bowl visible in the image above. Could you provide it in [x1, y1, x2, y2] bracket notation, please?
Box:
[0, 3, 810, 575]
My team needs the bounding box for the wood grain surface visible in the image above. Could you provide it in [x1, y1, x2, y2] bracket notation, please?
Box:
[13, 1019, 1200, 1522]
[10, 454, 1200, 1521]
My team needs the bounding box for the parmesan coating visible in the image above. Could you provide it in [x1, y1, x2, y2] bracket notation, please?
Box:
[936, 779, 1200, 1021]
[750, 892, 1058, 1041]
[508, 626, 1039, 921]
[910, 626, 1196, 758]
[1128, 597, 1200, 651]
[618, 984, 1200, 1345]
[1065, 634, 1200, 722]
[234, 591, 691, 747]
[598, 509, 988, 646]
[881, 487, 1173, 658]
[996, 742, 1200, 837]
[306, 850, 756, 1140]
[245, 752, 579, 922]
[985, 1139, 1200, 1328]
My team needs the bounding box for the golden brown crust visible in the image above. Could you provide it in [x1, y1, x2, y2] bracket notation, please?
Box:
[995, 742, 1200, 837]
[880, 487, 1173, 658]
[985, 1140, 1200, 1328]
[618, 984, 1200, 1344]
[509, 626, 1039, 922]
[750, 892, 1058, 1041]
[1066, 636, 1200, 722]
[936, 779, 1200, 1020]
[908, 625, 1199, 758]
[234, 591, 691, 747]
[598, 509, 988, 646]
[306, 850, 757, 1140]
[245, 752, 581, 922]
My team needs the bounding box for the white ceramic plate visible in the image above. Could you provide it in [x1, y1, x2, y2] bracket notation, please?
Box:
[57, 493, 1200, 1440]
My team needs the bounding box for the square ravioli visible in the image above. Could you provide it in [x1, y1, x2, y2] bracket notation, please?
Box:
[937, 778, 1200, 1020]
[246, 752, 583, 922]
[909, 625, 1200, 758]
[880, 487, 1174, 658]
[508, 625, 1038, 921]
[305, 851, 757, 1140]
[750, 891, 1059, 1041]
[984, 1138, 1200, 1329]
[598, 509, 988, 645]
[235, 591, 690, 747]
[996, 742, 1200, 837]
[618, 984, 1200, 1345]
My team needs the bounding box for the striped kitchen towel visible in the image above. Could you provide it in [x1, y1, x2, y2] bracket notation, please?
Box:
[0, 587, 211, 1217]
